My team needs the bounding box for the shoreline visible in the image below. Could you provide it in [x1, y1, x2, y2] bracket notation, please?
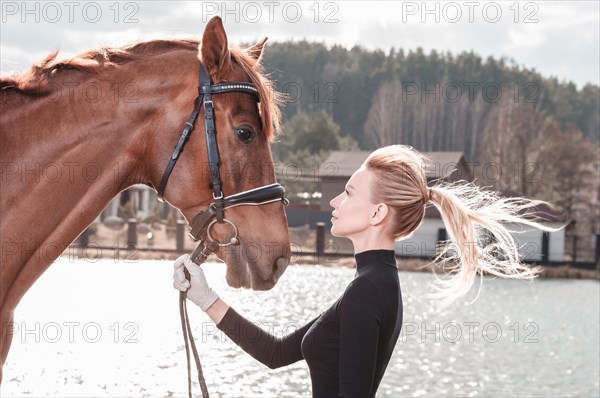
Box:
[61, 248, 600, 281]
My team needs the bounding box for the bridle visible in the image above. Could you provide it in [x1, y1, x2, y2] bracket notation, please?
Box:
[157, 63, 289, 249]
[157, 62, 289, 398]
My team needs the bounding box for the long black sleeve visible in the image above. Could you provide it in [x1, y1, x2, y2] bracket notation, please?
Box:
[215, 249, 403, 397]
[216, 306, 320, 369]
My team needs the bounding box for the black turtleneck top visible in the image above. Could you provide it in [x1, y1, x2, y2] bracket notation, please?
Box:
[216, 249, 403, 397]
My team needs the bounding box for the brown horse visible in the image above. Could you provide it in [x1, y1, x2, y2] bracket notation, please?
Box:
[0, 16, 290, 382]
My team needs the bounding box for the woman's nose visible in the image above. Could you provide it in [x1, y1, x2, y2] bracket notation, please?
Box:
[330, 193, 340, 209]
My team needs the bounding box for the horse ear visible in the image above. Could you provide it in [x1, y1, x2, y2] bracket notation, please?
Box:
[247, 37, 268, 62]
[200, 16, 232, 80]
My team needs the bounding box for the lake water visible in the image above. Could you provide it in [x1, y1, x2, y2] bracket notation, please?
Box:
[2, 257, 599, 397]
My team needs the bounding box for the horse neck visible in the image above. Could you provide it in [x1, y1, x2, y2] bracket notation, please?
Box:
[1, 48, 221, 248]
[0, 73, 155, 296]
[1, 47, 204, 210]
[0, 51, 207, 341]
[1, 85, 144, 210]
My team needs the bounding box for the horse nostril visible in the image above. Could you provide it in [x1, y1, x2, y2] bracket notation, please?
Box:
[275, 256, 288, 272]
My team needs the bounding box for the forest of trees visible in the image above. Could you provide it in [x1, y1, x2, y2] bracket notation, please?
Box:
[262, 41, 599, 237]
[263, 41, 598, 148]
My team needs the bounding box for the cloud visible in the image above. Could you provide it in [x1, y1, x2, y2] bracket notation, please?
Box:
[1, 0, 598, 88]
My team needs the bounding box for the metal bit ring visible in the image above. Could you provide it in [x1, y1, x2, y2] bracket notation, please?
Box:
[206, 218, 239, 247]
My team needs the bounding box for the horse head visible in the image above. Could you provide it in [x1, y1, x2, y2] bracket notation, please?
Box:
[145, 17, 290, 290]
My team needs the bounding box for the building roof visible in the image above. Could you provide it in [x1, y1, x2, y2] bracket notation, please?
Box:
[422, 152, 465, 178]
[320, 151, 371, 177]
[320, 150, 466, 179]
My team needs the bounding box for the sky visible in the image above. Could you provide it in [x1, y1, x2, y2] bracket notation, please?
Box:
[1, 1, 599, 88]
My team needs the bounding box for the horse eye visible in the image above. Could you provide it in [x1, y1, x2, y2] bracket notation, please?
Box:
[235, 127, 255, 143]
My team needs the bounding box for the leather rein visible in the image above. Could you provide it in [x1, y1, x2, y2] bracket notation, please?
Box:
[157, 63, 288, 398]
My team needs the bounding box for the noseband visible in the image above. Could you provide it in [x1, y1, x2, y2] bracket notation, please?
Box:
[157, 63, 289, 398]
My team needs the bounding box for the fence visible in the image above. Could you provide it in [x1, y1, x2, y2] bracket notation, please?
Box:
[74, 219, 599, 270]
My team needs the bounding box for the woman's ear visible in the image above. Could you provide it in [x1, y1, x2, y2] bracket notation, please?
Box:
[370, 203, 389, 226]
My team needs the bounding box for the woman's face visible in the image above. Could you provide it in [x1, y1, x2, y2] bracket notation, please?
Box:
[329, 167, 378, 238]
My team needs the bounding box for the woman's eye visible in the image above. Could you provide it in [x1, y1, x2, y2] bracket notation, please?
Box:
[235, 128, 255, 143]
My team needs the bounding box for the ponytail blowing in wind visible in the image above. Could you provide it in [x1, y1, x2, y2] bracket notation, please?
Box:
[364, 145, 561, 306]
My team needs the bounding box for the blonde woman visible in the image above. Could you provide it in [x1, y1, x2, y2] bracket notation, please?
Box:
[173, 144, 555, 397]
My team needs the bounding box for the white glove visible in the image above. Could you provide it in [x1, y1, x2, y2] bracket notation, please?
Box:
[173, 254, 219, 311]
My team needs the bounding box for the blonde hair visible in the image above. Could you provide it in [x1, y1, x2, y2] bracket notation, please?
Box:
[365, 145, 561, 306]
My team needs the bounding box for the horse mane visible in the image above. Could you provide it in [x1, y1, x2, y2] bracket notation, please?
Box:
[0, 38, 282, 139]
[0, 39, 200, 93]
